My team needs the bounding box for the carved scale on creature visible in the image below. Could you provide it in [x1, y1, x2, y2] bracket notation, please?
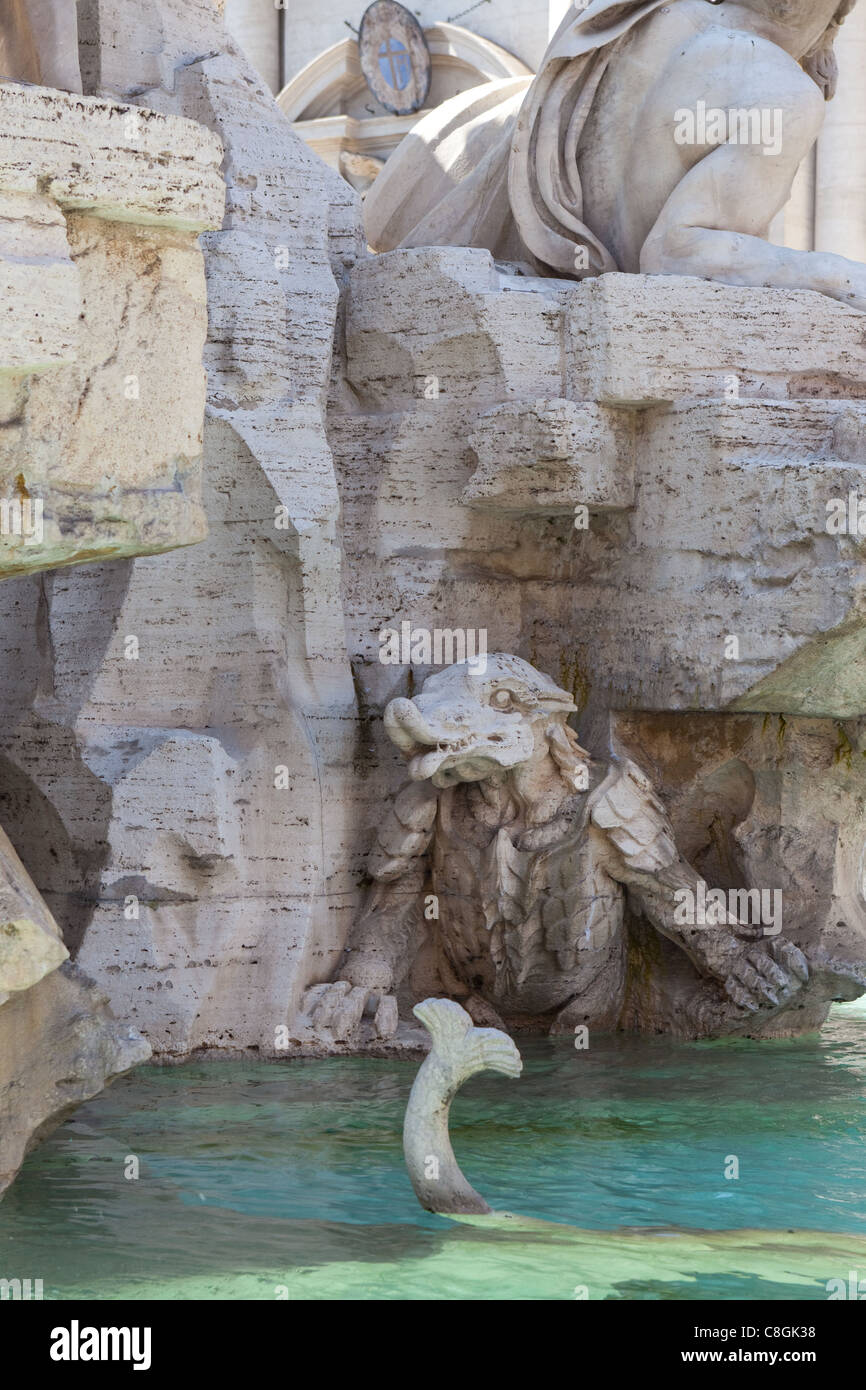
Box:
[300, 655, 853, 1046]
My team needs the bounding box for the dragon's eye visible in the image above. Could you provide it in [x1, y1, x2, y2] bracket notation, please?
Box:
[490, 689, 513, 710]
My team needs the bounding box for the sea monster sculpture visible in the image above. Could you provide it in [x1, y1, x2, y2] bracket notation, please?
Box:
[365, 0, 866, 312]
[304, 654, 816, 1042]
[404, 997, 522, 1215]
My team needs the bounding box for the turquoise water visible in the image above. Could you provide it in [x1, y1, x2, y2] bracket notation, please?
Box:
[1, 1001, 865, 1299]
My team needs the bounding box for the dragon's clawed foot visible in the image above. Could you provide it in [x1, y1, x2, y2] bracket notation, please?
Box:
[302, 980, 399, 1042]
[723, 938, 809, 1013]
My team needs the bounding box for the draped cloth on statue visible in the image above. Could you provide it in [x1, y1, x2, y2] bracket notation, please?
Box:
[0, 0, 82, 93]
[364, 0, 673, 276]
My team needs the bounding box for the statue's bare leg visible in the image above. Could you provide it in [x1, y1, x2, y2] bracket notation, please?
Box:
[640, 78, 866, 311]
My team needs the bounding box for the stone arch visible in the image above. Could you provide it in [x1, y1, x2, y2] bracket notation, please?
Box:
[276, 24, 531, 188]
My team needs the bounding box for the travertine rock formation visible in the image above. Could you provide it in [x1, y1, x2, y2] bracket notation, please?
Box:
[0, 0, 365, 1060]
[0, 12, 238, 1202]
[336, 249, 866, 720]
[326, 247, 866, 1040]
[0, 36, 227, 1195]
[1, 0, 865, 1117]
[0, 83, 224, 577]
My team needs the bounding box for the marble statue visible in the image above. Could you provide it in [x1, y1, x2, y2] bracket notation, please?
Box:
[403, 997, 522, 1215]
[304, 655, 813, 1041]
[364, 0, 866, 310]
[0, 0, 82, 92]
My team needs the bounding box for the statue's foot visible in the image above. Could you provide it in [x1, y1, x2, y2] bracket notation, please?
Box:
[681, 938, 811, 1035]
[301, 981, 399, 1044]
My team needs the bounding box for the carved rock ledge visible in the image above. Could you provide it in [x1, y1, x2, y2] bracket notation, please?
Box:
[340, 247, 866, 717]
[0, 83, 225, 578]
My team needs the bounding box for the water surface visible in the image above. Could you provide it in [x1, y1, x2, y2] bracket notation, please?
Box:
[2, 1001, 864, 1299]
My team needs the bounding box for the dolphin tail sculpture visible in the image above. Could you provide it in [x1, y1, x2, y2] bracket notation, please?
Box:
[403, 997, 522, 1215]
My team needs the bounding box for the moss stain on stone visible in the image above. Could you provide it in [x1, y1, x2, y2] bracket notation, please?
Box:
[834, 722, 854, 771]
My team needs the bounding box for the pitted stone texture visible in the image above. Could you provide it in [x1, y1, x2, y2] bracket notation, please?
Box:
[0, 191, 79, 372]
[571, 397, 866, 716]
[1, 419, 361, 1058]
[0, 216, 211, 577]
[338, 251, 866, 723]
[464, 399, 635, 513]
[0, 84, 225, 579]
[0, 0, 364, 1059]
[345, 247, 567, 411]
[0, 84, 224, 231]
[564, 273, 866, 405]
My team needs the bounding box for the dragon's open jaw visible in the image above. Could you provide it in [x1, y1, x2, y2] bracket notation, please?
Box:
[410, 739, 524, 786]
[384, 696, 534, 785]
[383, 656, 579, 787]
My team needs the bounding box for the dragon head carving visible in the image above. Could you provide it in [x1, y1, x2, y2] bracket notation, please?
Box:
[383, 654, 588, 790]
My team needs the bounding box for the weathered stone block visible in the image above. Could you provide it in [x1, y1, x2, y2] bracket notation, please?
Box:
[565, 273, 866, 405]
[0, 83, 225, 579]
[0, 85, 225, 231]
[569, 397, 866, 714]
[0, 191, 79, 373]
[0, 0, 364, 1076]
[463, 398, 634, 513]
[338, 252, 866, 719]
[345, 246, 565, 410]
